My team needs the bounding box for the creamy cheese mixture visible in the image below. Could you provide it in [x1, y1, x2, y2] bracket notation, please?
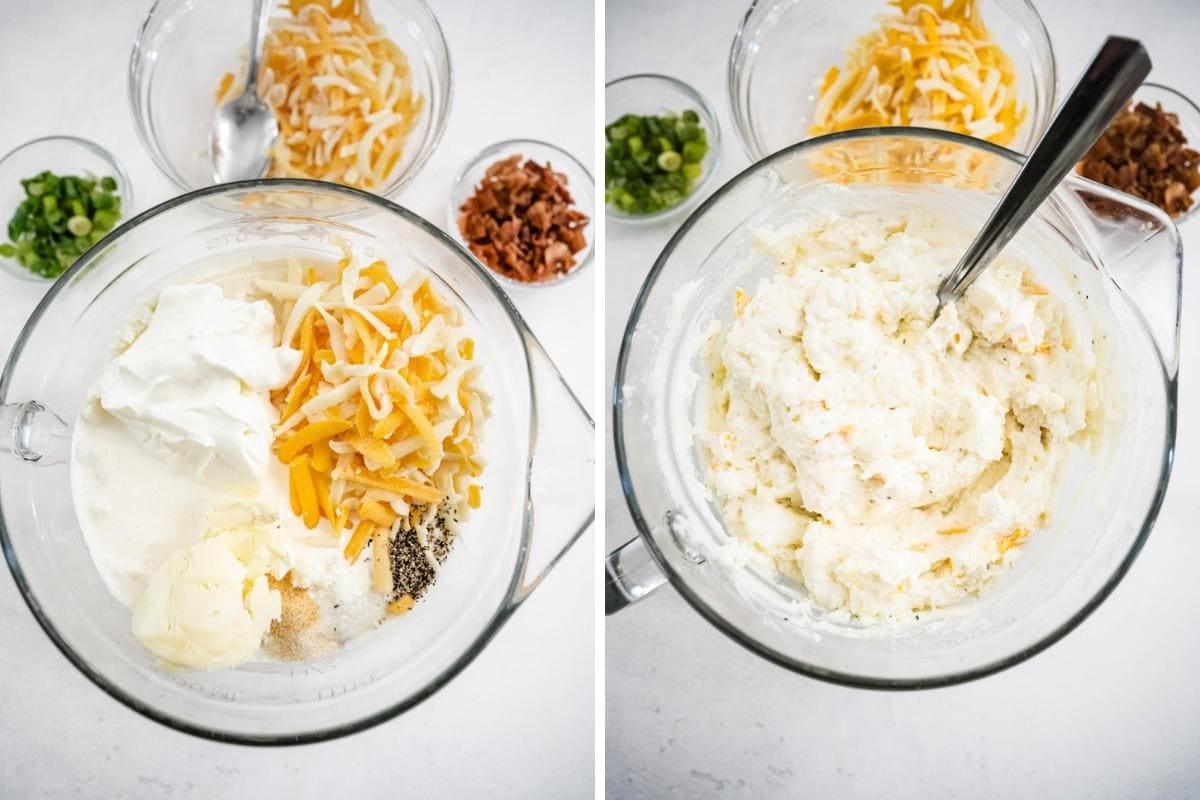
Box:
[72, 278, 383, 670]
[701, 207, 1104, 621]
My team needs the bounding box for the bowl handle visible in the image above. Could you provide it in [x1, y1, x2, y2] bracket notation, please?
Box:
[605, 534, 666, 614]
[1067, 179, 1184, 378]
[506, 331, 595, 607]
[1, 401, 70, 465]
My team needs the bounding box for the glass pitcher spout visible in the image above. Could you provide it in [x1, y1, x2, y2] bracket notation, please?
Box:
[1065, 176, 1184, 378]
[1, 401, 70, 465]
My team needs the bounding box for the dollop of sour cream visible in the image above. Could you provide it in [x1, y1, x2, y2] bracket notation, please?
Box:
[96, 284, 301, 491]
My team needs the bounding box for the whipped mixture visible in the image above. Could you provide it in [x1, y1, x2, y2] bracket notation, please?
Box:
[72, 280, 383, 670]
[701, 207, 1105, 621]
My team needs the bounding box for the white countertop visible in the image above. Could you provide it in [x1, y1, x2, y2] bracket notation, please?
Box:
[0, 1, 594, 797]
[605, 1, 1200, 798]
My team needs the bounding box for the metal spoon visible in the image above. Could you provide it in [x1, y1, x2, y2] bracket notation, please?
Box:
[210, 0, 278, 183]
[934, 36, 1152, 317]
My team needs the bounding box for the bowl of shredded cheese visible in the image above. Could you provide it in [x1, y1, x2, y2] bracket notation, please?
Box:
[728, 0, 1057, 161]
[130, 0, 451, 197]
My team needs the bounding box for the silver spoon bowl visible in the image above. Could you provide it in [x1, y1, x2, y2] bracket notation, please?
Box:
[210, 0, 278, 183]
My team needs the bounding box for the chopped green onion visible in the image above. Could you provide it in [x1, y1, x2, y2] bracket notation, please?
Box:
[1, 169, 122, 278]
[604, 109, 709, 215]
[657, 151, 682, 172]
[67, 216, 93, 236]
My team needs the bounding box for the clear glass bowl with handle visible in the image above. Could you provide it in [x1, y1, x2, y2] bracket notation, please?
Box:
[728, 0, 1057, 161]
[607, 128, 1181, 688]
[129, 0, 451, 197]
[0, 180, 593, 743]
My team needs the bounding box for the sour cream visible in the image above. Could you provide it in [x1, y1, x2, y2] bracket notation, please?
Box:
[95, 284, 300, 491]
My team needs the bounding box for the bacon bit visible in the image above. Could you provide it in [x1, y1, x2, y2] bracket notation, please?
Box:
[1078, 101, 1200, 218]
[457, 155, 590, 284]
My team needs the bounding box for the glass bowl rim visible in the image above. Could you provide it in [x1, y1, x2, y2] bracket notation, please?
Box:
[447, 137, 595, 291]
[126, 0, 454, 199]
[612, 126, 1179, 690]
[0, 134, 135, 283]
[725, 0, 1059, 163]
[603, 72, 724, 226]
[0, 177, 544, 745]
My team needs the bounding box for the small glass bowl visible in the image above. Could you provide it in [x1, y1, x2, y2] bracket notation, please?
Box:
[448, 138, 595, 291]
[128, 0, 451, 198]
[0, 136, 133, 283]
[728, 0, 1058, 160]
[604, 74, 722, 226]
[1127, 83, 1200, 225]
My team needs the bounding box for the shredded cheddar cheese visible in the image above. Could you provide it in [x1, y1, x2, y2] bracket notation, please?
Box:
[810, 0, 1026, 146]
[387, 594, 415, 615]
[261, 243, 487, 594]
[998, 527, 1029, 554]
[216, 0, 424, 190]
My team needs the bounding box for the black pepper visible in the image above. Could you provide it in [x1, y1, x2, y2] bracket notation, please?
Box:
[388, 503, 458, 603]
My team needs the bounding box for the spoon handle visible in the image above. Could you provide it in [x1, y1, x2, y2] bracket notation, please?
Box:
[244, 0, 273, 92]
[936, 36, 1152, 309]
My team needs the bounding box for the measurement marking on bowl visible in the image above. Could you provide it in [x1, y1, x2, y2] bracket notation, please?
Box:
[163, 672, 240, 702]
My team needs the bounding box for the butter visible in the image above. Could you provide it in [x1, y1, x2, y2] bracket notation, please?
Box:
[131, 514, 291, 671]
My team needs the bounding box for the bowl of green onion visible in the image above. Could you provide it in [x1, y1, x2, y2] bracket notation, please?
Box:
[0, 136, 132, 282]
[605, 74, 721, 225]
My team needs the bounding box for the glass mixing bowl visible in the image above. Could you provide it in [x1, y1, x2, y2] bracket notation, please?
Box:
[607, 129, 1181, 688]
[0, 180, 592, 743]
[728, 0, 1057, 161]
[129, 0, 451, 197]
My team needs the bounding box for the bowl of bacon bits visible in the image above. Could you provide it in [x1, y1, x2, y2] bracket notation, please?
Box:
[450, 139, 593, 289]
[1077, 83, 1200, 223]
